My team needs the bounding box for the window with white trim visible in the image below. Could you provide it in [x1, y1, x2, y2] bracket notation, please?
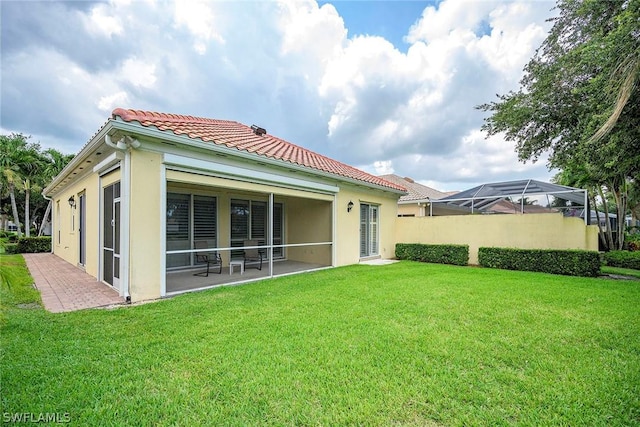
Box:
[360, 203, 379, 257]
[166, 192, 217, 268]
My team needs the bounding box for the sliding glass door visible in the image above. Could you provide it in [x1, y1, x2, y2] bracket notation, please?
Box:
[230, 199, 283, 258]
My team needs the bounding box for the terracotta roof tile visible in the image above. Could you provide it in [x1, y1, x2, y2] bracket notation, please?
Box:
[112, 108, 406, 192]
[378, 174, 449, 201]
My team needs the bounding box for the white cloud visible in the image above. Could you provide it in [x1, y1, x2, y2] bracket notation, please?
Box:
[119, 58, 157, 89]
[406, 0, 496, 43]
[97, 91, 130, 112]
[373, 160, 394, 175]
[82, 4, 123, 38]
[173, 1, 225, 54]
[315, 0, 555, 187]
[279, 0, 346, 60]
[1, 0, 558, 190]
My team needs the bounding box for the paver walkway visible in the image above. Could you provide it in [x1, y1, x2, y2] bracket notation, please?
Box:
[23, 253, 125, 313]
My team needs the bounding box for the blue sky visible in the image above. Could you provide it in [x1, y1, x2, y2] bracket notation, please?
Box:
[318, 1, 435, 51]
[0, 0, 557, 192]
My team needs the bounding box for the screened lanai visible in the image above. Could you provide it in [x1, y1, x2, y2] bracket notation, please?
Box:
[164, 179, 334, 295]
[428, 179, 589, 223]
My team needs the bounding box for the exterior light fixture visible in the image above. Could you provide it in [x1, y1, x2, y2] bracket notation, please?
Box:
[347, 200, 354, 212]
[68, 195, 76, 208]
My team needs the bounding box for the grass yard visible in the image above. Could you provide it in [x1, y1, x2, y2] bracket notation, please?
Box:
[602, 265, 640, 280]
[1, 256, 639, 425]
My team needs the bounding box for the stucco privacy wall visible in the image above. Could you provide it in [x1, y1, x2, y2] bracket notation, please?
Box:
[395, 213, 599, 265]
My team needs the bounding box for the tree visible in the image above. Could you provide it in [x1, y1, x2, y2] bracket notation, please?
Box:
[0, 134, 72, 238]
[554, 163, 616, 250]
[21, 143, 43, 237]
[478, 0, 639, 250]
[37, 148, 74, 236]
[0, 134, 32, 237]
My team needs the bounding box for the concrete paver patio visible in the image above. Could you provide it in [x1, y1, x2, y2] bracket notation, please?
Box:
[23, 253, 125, 313]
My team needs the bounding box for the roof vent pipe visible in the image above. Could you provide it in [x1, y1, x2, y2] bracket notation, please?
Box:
[251, 125, 267, 136]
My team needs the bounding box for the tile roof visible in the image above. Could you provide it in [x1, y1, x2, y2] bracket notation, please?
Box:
[377, 174, 450, 201]
[112, 108, 406, 192]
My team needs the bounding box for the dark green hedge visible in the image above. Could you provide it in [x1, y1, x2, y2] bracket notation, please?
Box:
[395, 243, 469, 266]
[16, 237, 51, 254]
[478, 247, 600, 277]
[3, 243, 19, 254]
[602, 251, 640, 270]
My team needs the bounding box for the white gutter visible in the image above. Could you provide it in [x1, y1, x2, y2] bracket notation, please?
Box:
[332, 193, 337, 267]
[120, 148, 131, 300]
[268, 193, 274, 278]
[104, 133, 139, 301]
[160, 164, 167, 297]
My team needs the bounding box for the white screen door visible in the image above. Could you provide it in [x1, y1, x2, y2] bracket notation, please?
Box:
[103, 182, 120, 287]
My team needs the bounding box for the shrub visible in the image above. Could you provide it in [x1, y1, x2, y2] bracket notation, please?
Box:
[478, 247, 601, 277]
[396, 243, 469, 266]
[602, 251, 640, 270]
[16, 237, 51, 254]
[4, 243, 19, 254]
[625, 232, 640, 251]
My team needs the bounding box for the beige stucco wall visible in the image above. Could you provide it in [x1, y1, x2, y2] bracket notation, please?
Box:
[128, 150, 163, 301]
[397, 203, 422, 217]
[286, 198, 332, 265]
[334, 185, 399, 266]
[52, 169, 109, 280]
[395, 213, 599, 264]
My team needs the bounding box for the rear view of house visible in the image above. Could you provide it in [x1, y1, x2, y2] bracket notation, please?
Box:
[43, 109, 406, 302]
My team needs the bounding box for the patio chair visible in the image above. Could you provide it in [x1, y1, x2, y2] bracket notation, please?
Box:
[243, 239, 264, 271]
[193, 240, 222, 277]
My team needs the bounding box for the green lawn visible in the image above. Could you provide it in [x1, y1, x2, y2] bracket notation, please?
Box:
[602, 265, 640, 280]
[1, 257, 639, 426]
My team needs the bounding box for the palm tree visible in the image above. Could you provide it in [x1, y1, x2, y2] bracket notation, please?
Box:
[37, 148, 74, 236]
[0, 134, 30, 237]
[21, 144, 43, 238]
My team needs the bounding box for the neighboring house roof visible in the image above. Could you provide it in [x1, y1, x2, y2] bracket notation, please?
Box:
[112, 108, 406, 192]
[377, 174, 449, 202]
[488, 199, 558, 214]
